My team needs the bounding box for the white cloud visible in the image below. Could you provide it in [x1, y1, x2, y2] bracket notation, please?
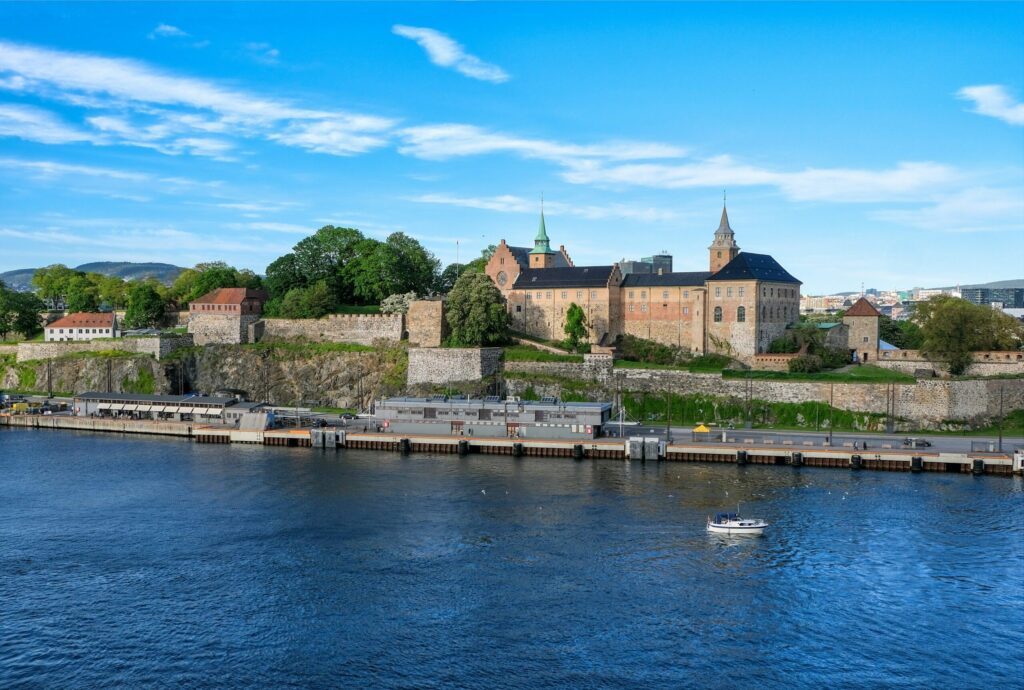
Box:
[0, 157, 148, 181]
[0, 103, 98, 145]
[956, 85, 1024, 126]
[398, 123, 685, 163]
[871, 187, 1024, 233]
[393, 25, 509, 83]
[410, 193, 677, 222]
[0, 40, 396, 157]
[240, 221, 314, 234]
[244, 42, 280, 65]
[149, 24, 189, 40]
[214, 201, 298, 213]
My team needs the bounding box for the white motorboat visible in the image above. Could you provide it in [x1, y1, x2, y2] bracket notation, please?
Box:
[707, 511, 768, 536]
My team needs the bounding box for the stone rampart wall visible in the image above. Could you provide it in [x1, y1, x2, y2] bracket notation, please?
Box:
[875, 349, 1024, 376]
[406, 301, 445, 347]
[752, 354, 799, 372]
[254, 314, 403, 345]
[503, 359, 1024, 425]
[16, 334, 193, 363]
[407, 347, 503, 385]
[188, 313, 257, 346]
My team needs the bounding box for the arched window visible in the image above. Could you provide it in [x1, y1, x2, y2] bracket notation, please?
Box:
[714, 306, 722, 322]
[737, 306, 746, 322]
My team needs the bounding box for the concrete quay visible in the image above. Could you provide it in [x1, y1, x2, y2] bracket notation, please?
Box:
[3, 414, 1020, 476]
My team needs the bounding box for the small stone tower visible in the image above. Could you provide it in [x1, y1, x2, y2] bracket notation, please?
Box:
[529, 206, 556, 269]
[843, 297, 881, 364]
[709, 202, 740, 273]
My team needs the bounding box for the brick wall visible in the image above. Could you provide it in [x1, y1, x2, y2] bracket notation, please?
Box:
[16, 334, 193, 362]
[407, 347, 503, 385]
[752, 354, 799, 371]
[407, 300, 445, 347]
[253, 314, 404, 345]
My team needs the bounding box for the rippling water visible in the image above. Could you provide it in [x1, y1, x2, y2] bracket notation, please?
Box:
[1, 428, 1022, 688]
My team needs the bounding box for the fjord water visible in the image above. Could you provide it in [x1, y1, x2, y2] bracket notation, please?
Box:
[1, 429, 1022, 688]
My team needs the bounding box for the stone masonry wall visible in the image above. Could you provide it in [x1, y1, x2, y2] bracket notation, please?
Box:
[407, 347, 503, 385]
[503, 359, 1024, 426]
[188, 313, 258, 346]
[406, 300, 446, 347]
[17, 334, 194, 363]
[253, 314, 403, 345]
[875, 350, 1024, 377]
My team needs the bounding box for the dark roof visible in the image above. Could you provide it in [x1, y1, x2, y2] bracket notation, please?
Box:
[74, 392, 237, 406]
[621, 271, 712, 288]
[707, 252, 800, 284]
[509, 246, 571, 269]
[845, 297, 881, 317]
[512, 266, 613, 289]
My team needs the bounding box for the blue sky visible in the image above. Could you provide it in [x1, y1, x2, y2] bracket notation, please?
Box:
[0, 2, 1021, 294]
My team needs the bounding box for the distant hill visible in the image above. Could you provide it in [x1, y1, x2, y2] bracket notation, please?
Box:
[0, 262, 185, 292]
[950, 279, 1024, 290]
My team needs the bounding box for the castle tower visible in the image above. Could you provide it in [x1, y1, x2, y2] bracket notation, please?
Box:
[529, 206, 556, 269]
[708, 201, 740, 273]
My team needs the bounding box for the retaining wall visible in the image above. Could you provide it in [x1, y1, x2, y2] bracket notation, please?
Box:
[407, 347, 503, 385]
[875, 349, 1024, 377]
[252, 314, 403, 345]
[16, 334, 193, 362]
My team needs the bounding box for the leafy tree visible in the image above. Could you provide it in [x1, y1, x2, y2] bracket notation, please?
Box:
[563, 302, 588, 352]
[461, 245, 497, 274]
[879, 314, 923, 350]
[65, 275, 100, 313]
[170, 262, 258, 305]
[31, 264, 81, 304]
[445, 272, 510, 347]
[275, 280, 337, 318]
[0, 285, 44, 339]
[380, 291, 418, 314]
[436, 263, 467, 294]
[915, 296, 1024, 375]
[265, 253, 306, 298]
[293, 226, 366, 286]
[788, 354, 823, 374]
[95, 275, 128, 310]
[123, 281, 167, 329]
[347, 233, 439, 303]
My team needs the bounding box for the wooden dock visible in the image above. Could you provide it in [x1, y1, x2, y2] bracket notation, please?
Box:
[3, 413, 1019, 475]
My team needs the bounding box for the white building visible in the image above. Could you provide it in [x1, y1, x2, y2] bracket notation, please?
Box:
[44, 312, 118, 342]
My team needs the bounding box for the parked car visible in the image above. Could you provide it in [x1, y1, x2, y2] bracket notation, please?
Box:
[902, 437, 932, 448]
[340, 413, 356, 420]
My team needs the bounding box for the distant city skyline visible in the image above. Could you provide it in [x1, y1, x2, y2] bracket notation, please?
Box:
[0, 3, 1022, 293]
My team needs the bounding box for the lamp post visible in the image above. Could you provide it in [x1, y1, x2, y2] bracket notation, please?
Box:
[828, 383, 834, 446]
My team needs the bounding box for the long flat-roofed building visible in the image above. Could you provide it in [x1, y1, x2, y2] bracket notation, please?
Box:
[73, 392, 247, 423]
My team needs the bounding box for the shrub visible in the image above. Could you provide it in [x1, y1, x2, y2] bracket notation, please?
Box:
[789, 354, 823, 373]
[615, 334, 686, 365]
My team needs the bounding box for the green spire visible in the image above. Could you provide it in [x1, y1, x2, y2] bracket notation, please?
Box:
[530, 199, 552, 254]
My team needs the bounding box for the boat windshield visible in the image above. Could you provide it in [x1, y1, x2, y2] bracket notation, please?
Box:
[714, 512, 738, 522]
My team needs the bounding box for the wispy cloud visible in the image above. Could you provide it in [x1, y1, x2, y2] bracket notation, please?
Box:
[871, 186, 1024, 233]
[410, 193, 678, 222]
[956, 84, 1024, 126]
[238, 221, 314, 234]
[393, 25, 509, 83]
[398, 123, 685, 163]
[0, 157, 149, 181]
[244, 42, 280, 65]
[0, 40, 396, 157]
[148, 24, 189, 40]
[0, 103, 98, 145]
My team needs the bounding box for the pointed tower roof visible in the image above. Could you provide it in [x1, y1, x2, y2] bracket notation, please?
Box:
[845, 297, 881, 317]
[715, 203, 734, 236]
[530, 204, 553, 254]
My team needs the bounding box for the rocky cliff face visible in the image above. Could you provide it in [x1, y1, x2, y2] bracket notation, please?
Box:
[0, 354, 169, 396]
[176, 344, 407, 409]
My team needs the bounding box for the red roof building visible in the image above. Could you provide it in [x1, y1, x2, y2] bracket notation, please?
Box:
[189, 288, 267, 315]
[44, 312, 118, 342]
[844, 297, 882, 317]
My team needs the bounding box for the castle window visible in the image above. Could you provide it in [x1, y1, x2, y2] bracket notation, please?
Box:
[576, 291, 582, 299]
[641, 304, 647, 312]
[591, 291, 597, 299]
[640, 291, 646, 299]
[717, 251, 722, 258]
[662, 291, 669, 299]
[628, 304, 634, 312]
[525, 293, 531, 300]
[561, 291, 567, 299]
[713, 306, 722, 322]
[715, 287, 721, 298]
[737, 306, 746, 322]
[684, 291, 689, 299]
[727, 287, 733, 298]
[628, 291, 634, 299]
[546, 291, 552, 299]
[683, 307, 689, 316]
[500, 258, 504, 265]
[739, 287, 745, 297]
[536, 292, 542, 299]
[516, 305, 521, 312]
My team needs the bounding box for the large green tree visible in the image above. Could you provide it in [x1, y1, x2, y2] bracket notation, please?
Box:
[445, 272, 510, 347]
[915, 296, 1024, 374]
[64, 275, 100, 313]
[264, 253, 306, 298]
[31, 264, 81, 305]
[123, 281, 167, 329]
[0, 285, 45, 340]
[347, 233, 439, 303]
[170, 262, 260, 305]
[879, 314, 923, 350]
[564, 303, 588, 352]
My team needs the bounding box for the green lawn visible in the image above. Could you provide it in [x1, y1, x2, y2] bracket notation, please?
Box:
[504, 345, 583, 363]
[722, 365, 915, 384]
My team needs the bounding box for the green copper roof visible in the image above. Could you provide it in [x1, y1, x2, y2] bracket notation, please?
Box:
[530, 209, 553, 254]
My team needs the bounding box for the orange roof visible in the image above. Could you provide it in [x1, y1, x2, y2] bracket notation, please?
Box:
[191, 287, 267, 305]
[46, 312, 115, 329]
[845, 297, 881, 317]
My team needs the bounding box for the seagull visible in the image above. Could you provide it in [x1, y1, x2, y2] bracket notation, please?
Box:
[481, 489, 486, 495]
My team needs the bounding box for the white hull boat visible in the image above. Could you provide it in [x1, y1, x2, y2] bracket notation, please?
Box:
[707, 511, 768, 536]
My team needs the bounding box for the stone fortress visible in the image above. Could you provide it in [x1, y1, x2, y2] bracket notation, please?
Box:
[485, 203, 805, 363]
